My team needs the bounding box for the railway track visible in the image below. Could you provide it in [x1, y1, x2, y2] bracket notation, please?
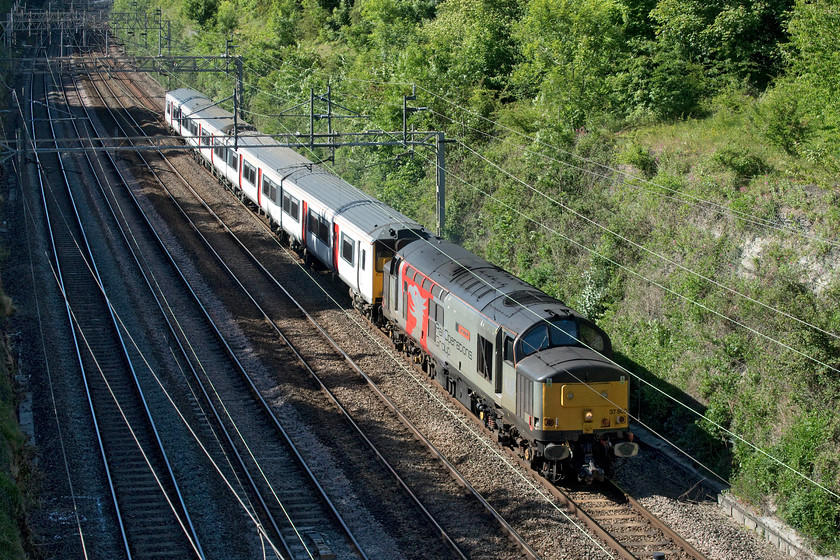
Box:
[106, 61, 717, 559]
[68, 62, 371, 559]
[103, 70, 709, 560]
[26, 53, 202, 559]
[86, 59, 533, 560]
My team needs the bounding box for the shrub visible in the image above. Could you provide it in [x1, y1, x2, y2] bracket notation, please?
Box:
[619, 143, 658, 178]
[712, 147, 769, 183]
[750, 86, 810, 156]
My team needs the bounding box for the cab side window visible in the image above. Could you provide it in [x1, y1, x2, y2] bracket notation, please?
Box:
[504, 336, 514, 364]
[477, 335, 493, 380]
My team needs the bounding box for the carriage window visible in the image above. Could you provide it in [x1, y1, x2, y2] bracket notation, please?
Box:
[341, 233, 354, 265]
[214, 140, 224, 159]
[227, 149, 238, 170]
[308, 209, 318, 235]
[166, 101, 171, 115]
[477, 335, 493, 381]
[308, 210, 330, 245]
[282, 192, 299, 220]
[319, 216, 330, 244]
[243, 161, 257, 186]
[263, 176, 278, 202]
[360, 249, 366, 271]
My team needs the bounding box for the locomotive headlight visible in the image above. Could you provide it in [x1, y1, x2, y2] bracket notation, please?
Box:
[617, 415, 626, 425]
[584, 410, 594, 422]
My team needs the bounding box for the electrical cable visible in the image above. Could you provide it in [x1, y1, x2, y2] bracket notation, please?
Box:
[117, 16, 840, 500]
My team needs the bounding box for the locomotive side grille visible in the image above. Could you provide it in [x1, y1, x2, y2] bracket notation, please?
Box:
[516, 373, 534, 418]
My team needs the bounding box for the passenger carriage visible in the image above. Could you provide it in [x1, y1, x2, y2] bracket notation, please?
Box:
[165, 88, 426, 313]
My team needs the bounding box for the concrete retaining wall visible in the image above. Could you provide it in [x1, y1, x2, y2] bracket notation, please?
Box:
[717, 492, 806, 557]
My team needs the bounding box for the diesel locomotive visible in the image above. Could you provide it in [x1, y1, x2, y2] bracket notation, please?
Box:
[165, 88, 639, 483]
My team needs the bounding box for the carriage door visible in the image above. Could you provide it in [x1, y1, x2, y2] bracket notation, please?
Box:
[388, 257, 401, 314]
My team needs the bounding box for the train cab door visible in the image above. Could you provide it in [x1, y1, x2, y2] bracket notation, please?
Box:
[499, 329, 517, 411]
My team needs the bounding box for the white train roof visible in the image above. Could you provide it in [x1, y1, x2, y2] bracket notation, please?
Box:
[168, 88, 236, 134]
[168, 89, 426, 241]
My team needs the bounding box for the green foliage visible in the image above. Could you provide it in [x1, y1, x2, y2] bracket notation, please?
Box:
[734, 411, 840, 553]
[215, 0, 239, 32]
[777, 0, 840, 165]
[750, 86, 810, 156]
[712, 147, 769, 184]
[619, 143, 658, 178]
[513, 0, 626, 127]
[650, 0, 792, 86]
[412, 0, 520, 98]
[184, 0, 220, 27]
[138, 0, 840, 551]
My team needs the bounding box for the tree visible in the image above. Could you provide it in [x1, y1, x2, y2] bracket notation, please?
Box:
[512, 0, 626, 127]
[781, 0, 840, 164]
[184, 0, 220, 27]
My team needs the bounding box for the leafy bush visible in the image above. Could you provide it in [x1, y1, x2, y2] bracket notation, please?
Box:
[619, 143, 658, 178]
[750, 87, 810, 156]
[734, 411, 840, 553]
[184, 0, 219, 27]
[712, 147, 769, 183]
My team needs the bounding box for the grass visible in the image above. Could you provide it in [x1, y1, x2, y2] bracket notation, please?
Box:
[115, 8, 840, 550]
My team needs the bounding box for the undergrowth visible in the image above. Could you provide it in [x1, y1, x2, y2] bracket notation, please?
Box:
[113, 0, 840, 551]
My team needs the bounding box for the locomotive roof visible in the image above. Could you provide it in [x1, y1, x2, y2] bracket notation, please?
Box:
[167, 89, 424, 240]
[397, 239, 581, 335]
[516, 346, 622, 383]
